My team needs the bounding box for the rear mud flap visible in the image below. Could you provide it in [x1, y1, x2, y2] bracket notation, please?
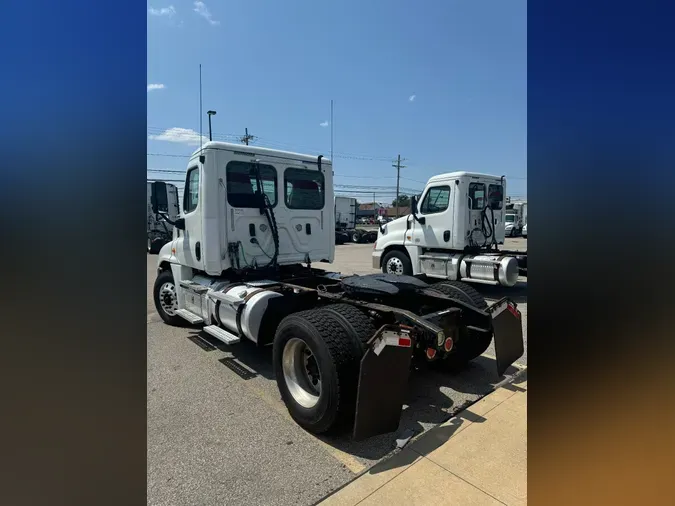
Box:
[488, 298, 525, 377]
[352, 325, 414, 441]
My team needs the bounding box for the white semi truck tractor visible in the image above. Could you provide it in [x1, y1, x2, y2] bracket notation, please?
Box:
[373, 172, 528, 286]
[151, 143, 524, 440]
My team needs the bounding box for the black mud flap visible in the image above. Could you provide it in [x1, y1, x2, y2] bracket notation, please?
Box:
[352, 325, 414, 441]
[488, 298, 525, 377]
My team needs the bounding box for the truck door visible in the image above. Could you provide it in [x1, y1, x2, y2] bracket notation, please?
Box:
[279, 167, 329, 262]
[224, 160, 278, 268]
[488, 183, 505, 243]
[177, 165, 204, 270]
[467, 182, 487, 247]
[412, 184, 453, 248]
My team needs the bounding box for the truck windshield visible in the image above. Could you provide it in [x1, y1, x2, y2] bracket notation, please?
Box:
[505, 215, 515, 223]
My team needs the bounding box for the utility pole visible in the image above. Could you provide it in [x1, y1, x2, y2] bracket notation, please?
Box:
[392, 154, 407, 218]
[241, 128, 255, 145]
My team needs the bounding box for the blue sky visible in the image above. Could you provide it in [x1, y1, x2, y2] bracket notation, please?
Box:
[147, 0, 527, 202]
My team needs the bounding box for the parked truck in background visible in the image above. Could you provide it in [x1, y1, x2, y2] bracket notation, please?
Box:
[334, 196, 377, 244]
[335, 196, 357, 244]
[505, 212, 522, 237]
[147, 181, 180, 254]
[151, 142, 524, 440]
[373, 172, 527, 287]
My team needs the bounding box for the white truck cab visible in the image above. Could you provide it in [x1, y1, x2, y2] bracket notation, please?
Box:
[373, 171, 523, 287]
[157, 141, 334, 278]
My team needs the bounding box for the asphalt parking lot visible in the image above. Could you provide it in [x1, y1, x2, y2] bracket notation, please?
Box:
[147, 238, 527, 506]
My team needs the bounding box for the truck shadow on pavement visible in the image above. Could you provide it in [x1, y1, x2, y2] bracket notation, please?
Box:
[186, 328, 523, 464]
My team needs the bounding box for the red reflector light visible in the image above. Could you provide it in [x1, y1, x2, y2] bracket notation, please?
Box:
[398, 337, 411, 347]
[444, 337, 454, 352]
[426, 348, 436, 360]
[507, 303, 520, 319]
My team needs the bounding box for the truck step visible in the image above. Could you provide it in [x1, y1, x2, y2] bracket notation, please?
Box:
[175, 308, 204, 324]
[462, 278, 499, 286]
[203, 325, 240, 345]
[179, 280, 209, 294]
[208, 291, 243, 305]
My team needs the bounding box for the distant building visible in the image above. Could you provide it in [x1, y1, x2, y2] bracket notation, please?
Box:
[386, 206, 410, 218]
[356, 202, 383, 218]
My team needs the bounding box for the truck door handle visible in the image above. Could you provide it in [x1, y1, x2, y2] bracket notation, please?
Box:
[443, 230, 450, 242]
[195, 241, 201, 261]
[306, 223, 311, 234]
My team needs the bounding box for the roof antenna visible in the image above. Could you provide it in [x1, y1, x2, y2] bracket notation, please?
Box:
[199, 64, 205, 164]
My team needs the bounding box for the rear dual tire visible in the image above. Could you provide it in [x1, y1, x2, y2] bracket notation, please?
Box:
[432, 281, 493, 369]
[273, 305, 374, 435]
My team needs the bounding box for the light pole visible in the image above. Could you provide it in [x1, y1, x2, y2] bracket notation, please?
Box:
[207, 110, 217, 141]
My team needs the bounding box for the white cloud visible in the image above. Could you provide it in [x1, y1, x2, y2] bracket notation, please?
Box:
[148, 5, 176, 17]
[319, 121, 329, 127]
[409, 94, 416, 102]
[148, 127, 210, 146]
[194, 1, 219, 25]
[147, 83, 165, 92]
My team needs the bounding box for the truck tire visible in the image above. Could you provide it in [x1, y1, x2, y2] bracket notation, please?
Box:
[273, 309, 363, 434]
[153, 270, 186, 326]
[319, 304, 376, 353]
[382, 250, 413, 276]
[351, 230, 362, 243]
[432, 281, 492, 368]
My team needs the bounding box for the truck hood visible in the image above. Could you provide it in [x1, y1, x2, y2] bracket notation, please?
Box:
[375, 214, 411, 248]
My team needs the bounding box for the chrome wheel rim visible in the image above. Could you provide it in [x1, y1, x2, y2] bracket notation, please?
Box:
[386, 257, 404, 275]
[282, 338, 322, 409]
[158, 282, 178, 316]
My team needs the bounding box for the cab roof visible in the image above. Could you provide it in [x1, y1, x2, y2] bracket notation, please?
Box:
[190, 141, 332, 164]
[427, 171, 503, 183]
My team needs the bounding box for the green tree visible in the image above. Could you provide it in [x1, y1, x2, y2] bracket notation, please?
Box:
[391, 195, 410, 207]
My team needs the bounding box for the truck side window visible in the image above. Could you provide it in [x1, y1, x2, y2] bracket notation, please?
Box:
[468, 183, 485, 210]
[184, 167, 199, 213]
[420, 186, 450, 214]
[488, 184, 503, 210]
[285, 168, 325, 210]
[226, 161, 277, 208]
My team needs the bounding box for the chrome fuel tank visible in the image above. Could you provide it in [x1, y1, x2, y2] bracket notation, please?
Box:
[459, 255, 519, 287]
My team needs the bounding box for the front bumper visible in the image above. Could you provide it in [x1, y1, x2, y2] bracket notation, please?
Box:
[372, 251, 382, 269]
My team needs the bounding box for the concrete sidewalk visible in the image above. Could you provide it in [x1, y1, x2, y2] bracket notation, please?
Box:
[319, 371, 527, 505]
